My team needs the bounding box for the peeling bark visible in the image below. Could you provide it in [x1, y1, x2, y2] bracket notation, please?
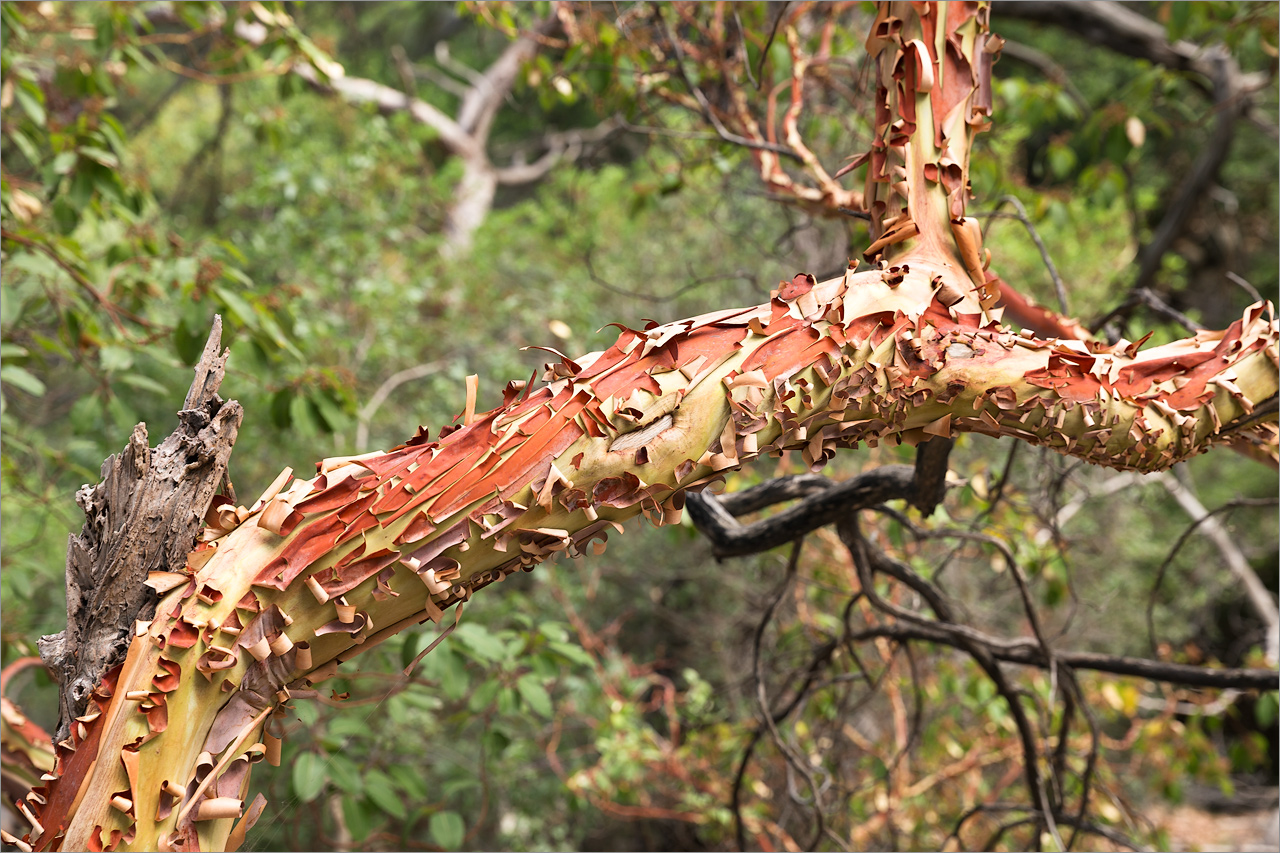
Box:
[21, 261, 1277, 852]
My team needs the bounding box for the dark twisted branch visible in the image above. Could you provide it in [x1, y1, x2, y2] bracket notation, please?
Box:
[686, 438, 954, 557]
[997, 1, 1268, 93]
[850, 623, 1278, 691]
[839, 516, 1067, 849]
[690, 435, 1277, 852]
[997, 3, 1265, 337]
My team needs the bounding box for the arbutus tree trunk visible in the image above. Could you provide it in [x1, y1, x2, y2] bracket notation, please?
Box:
[7, 4, 1278, 851]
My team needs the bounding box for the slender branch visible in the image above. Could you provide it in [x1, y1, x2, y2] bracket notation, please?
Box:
[997, 40, 1089, 116]
[287, 61, 475, 154]
[840, 517, 1063, 850]
[1146, 487, 1280, 663]
[1092, 287, 1203, 336]
[755, 2, 790, 90]
[749, 541, 827, 850]
[656, 8, 804, 163]
[1163, 466, 1279, 652]
[493, 117, 623, 186]
[852, 622, 1278, 691]
[455, 15, 563, 141]
[0, 229, 138, 333]
[979, 196, 1069, 315]
[355, 362, 443, 453]
[581, 248, 751, 305]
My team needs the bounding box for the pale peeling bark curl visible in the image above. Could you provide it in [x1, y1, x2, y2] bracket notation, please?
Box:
[24, 263, 1277, 852]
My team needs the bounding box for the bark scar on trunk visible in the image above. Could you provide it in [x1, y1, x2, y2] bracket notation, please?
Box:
[37, 318, 243, 745]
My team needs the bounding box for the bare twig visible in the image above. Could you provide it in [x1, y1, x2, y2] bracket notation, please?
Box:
[755, 3, 791, 90]
[978, 196, 1068, 314]
[1155, 469, 1279, 662]
[656, 8, 804, 163]
[997, 40, 1089, 116]
[750, 540, 827, 850]
[1226, 270, 1264, 304]
[355, 362, 443, 452]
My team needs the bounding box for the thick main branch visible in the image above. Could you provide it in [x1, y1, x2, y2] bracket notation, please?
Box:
[25, 262, 1276, 851]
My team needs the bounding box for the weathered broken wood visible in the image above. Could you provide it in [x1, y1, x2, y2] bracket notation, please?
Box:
[37, 319, 242, 745]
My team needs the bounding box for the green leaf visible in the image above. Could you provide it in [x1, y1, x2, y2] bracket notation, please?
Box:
[548, 640, 595, 669]
[213, 284, 260, 333]
[306, 395, 333, 435]
[1167, 1, 1192, 40]
[118, 373, 168, 396]
[482, 727, 511, 757]
[497, 686, 519, 716]
[343, 795, 380, 842]
[173, 319, 207, 365]
[538, 621, 568, 643]
[438, 647, 469, 701]
[516, 673, 553, 718]
[290, 393, 320, 438]
[1256, 692, 1278, 729]
[429, 810, 466, 850]
[453, 623, 507, 662]
[364, 769, 408, 821]
[1, 365, 46, 397]
[270, 388, 293, 429]
[310, 389, 347, 432]
[326, 753, 363, 796]
[8, 128, 41, 166]
[468, 676, 502, 713]
[388, 764, 429, 801]
[98, 344, 133, 373]
[291, 751, 326, 803]
[78, 146, 119, 169]
[14, 81, 45, 127]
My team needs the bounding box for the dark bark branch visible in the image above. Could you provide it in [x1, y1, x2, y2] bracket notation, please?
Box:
[910, 437, 953, 517]
[1127, 48, 1250, 300]
[37, 319, 242, 744]
[688, 439, 954, 555]
[997, 2, 1266, 337]
[686, 465, 916, 557]
[839, 514, 1063, 848]
[855, 622, 1278, 691]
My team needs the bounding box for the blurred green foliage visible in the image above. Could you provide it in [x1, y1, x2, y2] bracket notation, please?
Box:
[2, 2, 1277, 850]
